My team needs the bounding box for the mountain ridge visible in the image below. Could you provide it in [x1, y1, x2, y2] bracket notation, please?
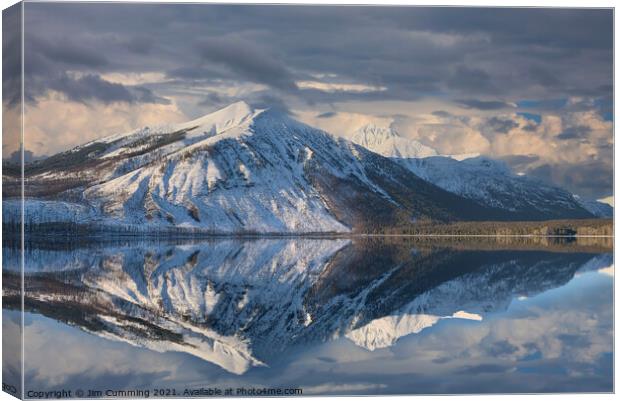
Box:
[347, 122, 604, 220]
[2, 102, 602, 233]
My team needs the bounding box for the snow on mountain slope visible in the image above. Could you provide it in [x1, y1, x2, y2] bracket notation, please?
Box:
[349, 123, 594, 220]
[91, 101, 257, 148]
[81, 108, 354, 232]
[11, 102, 509, 233]
[351, 124, 438, 159]
[403, 156, 595, 219]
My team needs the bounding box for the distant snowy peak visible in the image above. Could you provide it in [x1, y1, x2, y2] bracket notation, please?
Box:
[350, 124, 438, 159]
[350, 123, 482, 163]
[353, 123, 400, 143]
[350, 124, 506, 174]
[347, 121, 594, 219]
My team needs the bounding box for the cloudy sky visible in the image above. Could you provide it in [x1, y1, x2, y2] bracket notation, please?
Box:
[2, 4, 613, 199]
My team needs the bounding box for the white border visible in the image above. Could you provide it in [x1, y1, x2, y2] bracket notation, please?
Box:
[0, 2, 616, 401]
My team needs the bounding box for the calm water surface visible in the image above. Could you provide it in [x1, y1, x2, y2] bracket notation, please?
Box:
[2, 237, 613, 396]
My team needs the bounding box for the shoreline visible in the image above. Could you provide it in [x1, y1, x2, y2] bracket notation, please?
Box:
[2, 218, 612, 239]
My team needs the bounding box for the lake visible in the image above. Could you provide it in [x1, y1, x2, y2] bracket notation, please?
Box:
[2, 236, 613, 396]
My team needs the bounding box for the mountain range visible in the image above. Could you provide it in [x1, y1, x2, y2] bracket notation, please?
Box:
[350, 124, 612, 219]
[2, 101, 610, 234]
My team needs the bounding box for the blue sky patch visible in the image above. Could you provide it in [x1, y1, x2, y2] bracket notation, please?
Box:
[517, 98, 568, 110]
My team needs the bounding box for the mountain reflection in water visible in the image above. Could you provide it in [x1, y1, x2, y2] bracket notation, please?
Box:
[2, 236, 613, 394]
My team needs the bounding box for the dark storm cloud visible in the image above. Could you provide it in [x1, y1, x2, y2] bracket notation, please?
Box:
[456, 364, 513, 375]
[49, 74, 132, 103]
[18, 5, 174, 106]
[500, 155, 540, 172]
[21, 5, 612, 105]
[16, 35, 169, 105]
[487, 117, 519, 134]
[432, 110, 452, 118]
[557, 125, 592, 141]
[18, 30, 169, 105]
[124, 36, 155, 55]
[18, 4, 613, 198]
[166, 66, 229, 81]
[517, 98, 568, 110]
[456, 99, 515, 110]
[387, 7, 612, 49]
[198, 92, 227, 107]
[197, 90, 295, 115]
[528, 162, 612, 199]
[29, 36, 108, 68]
[316, 112, 337, 119]
[196, 37, 298, 92]
[39, 73, 170, 105]
[447, 65, 495, 93]
[2, 3, 22, 107]
[248, 93, 294, 115]
[132, 87, 171, 105]
[528, 65, 562, 88]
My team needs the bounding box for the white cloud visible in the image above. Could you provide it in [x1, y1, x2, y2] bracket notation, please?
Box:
[99, 72, 169, 86]
[24, 92, 187, 156]
[296, 80, 387, 93]
[23, 317, 177, 387]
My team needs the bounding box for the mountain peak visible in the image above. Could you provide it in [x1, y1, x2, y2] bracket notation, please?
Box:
[168, 101, 262, 139]
[351, 123, 438, 159]
[356, 123, 401, 140]
[179, 101, 255, 129]
[217, 100, 253, 116]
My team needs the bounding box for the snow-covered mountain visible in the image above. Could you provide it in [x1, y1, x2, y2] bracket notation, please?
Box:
[4, 102, 605, 233]
[5, 102, 523, 233]
[350, 123, 438, 159]
[349, 124, 597, 220]
[5, 239, 611, 372]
